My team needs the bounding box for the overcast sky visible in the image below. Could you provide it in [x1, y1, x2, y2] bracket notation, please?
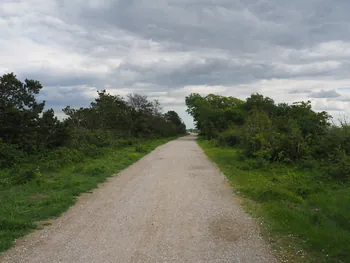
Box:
[2, 0, 350, 128]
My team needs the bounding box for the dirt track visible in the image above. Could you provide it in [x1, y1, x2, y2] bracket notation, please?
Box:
[1, 136, 277, 263]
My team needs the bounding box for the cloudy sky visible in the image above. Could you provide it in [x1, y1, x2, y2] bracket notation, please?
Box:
[1, 0, 350, 127]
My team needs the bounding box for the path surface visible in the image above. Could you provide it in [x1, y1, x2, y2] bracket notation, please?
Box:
[1, 136, 277, 263]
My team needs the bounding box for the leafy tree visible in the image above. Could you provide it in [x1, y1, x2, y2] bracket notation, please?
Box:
[186, 93, 244, 138]
[62, 90, 186, 139]
[0, 72, 185, 169]
[164, 111, 186, 134]
[244, 93, 276, 115]
[38, 109, 69, 149]
[185, 92, 349, 181]
[0, 73, 45, 151]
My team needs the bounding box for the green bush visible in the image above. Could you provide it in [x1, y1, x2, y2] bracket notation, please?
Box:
[115, 138, 137, 147]
[326, 149, 350, 181]
[134, 144, 147, 153]
[217, 127, 242, 146]
[187, 93, 350, 185]
[78, 144, 104, 158]
[0, 166, 42, 187]
[0, 140, 25, 168]
[40, 147, 84, 170]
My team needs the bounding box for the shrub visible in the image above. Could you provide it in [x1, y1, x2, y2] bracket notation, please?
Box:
[78, 144, 103, 158]
[5, 166, 42, 186]
[134, 144, 147, 153]
[40, 147, 84, 170]
[326, 149, 350, 181]
[217, 127, 242, 147]
[115, 138, 137, 147]
[0, 140, 25, 168]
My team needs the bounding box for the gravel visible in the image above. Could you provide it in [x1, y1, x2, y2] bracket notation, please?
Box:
[1, 135, 278, 263]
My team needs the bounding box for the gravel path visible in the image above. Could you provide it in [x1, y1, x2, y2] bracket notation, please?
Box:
[1, 136, 277, 263]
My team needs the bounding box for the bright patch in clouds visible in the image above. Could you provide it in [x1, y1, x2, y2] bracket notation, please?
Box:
[2, 0, 350, 127]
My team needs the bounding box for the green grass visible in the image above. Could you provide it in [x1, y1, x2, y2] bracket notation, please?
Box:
[0, 137, 175, 253]
[198, 139, 350, 263]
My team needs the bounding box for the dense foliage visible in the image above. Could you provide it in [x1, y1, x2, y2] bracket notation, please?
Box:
[186, 93, 350, 181]
[0, 73, 186, 171]
[0, 74, 185, 253]
[189, 93, 350, 262]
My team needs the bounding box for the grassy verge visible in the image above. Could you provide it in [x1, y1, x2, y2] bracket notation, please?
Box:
[198, 139, 350, 263]
[0, 137, 175, 253]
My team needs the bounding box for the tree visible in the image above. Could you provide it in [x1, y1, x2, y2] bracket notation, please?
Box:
[152, 99, 163, 117]
[62, 90, 186, 138]
[0, 73, 45, 151]
[38, 109, 69, 149]
[165, 111, 186, 134]
[127, 93, 153, 113]
[185, 93, 244, 138]
[0, 72, 186, 168]
[244, 93, 277, 119]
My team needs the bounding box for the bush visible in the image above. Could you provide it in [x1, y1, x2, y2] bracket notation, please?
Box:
[217, 127, 242, 146]
[326, 149, 350, 181]
[0, 140, 25, 168]
[40, 147, 84, 170]
[114, 138, 137, 147]
[66, 129, 116, 148]
[0, 166, 42, 186]
[78, 144, 104, 158]
[134, 144, 147, 153]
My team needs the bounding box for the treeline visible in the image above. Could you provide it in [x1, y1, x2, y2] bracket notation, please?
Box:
[186, 93, 350, 181]
[0, 73, 186, 169]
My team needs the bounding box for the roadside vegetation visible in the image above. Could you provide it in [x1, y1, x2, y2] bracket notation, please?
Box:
[0, 73, 186, 253]
[186, 93, 350, 263]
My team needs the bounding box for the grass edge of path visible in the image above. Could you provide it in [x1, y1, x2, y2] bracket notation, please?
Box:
[0, 137, 177, 254]
[198, 139, 350, 263]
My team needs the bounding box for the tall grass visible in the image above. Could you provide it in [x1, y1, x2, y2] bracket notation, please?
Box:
[199, 139, 350, 263]
[0, 137, 174, 253]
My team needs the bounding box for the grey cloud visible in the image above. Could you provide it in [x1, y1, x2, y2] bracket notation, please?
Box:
[3, 0, 350, 127]
[313, 101, 345, 112]
[49, 0, 350, 89]
[29, 1, 350, 85]
[113, 56, 343, 90]
[114, 57, 276, 88]
[38, 86, 98, 107]
[335, 97, 350, 102]
[19, 70, 102, 87]
[289, 90, 311, 94]
[65, 0, 350, 51]
[309, 89, 342, 98]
